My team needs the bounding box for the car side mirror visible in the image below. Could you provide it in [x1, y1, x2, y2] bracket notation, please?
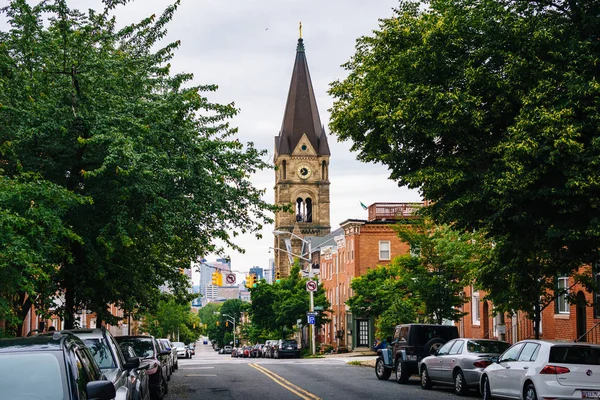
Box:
[124, 356, 140, 370]
[159, 349, 171, 356]
[86, 380, 116, 400]
[490, 356, 499, 363]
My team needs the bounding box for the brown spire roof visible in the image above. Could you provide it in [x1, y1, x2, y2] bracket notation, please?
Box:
[275, 38, 330, 157]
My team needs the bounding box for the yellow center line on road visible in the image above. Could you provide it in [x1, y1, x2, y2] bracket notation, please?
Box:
[249, 363, 322, 400]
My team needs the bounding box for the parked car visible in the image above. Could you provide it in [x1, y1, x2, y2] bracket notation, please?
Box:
[419, 338, 510, 395]
[188, 343, 196, 356]
[0, 333, 116, 400]
[223, 345, 233, 354]
[242, 345, 252, 358]
[263, 340, 277, 358]
[375, 323, 460, 383]
[251, 344, 264, 358]
[480, 340, 600, 400]
[116, 335, 170, 400]
[231, 347, 238, 357]
[67, 328, 150, 400]
[273, 339, 300, 359]
[156, 338, 177, 372]
[172, 341, 190, 359]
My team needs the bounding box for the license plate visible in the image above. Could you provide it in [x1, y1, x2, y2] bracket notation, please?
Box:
[582, 391, 600, 398]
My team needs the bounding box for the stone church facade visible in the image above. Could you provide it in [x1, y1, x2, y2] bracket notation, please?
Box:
[273, 34, 331, 277]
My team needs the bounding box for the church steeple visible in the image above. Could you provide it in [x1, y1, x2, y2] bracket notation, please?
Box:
[275, 34, 330, 157]
[273, 29, 331, 279]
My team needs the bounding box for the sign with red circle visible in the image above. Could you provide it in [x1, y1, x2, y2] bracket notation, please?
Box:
[226, 274, 236, 284]
[306, 280, 317, 292]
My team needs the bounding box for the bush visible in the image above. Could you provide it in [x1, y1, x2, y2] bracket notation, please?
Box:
[336, 346, 349, 354]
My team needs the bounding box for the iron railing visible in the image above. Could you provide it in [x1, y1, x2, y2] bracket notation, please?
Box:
[575, 322, 600, 344]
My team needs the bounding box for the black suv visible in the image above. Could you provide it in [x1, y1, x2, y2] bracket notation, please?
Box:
[375, 324, 459, 383]
[0, 333, 116, 399]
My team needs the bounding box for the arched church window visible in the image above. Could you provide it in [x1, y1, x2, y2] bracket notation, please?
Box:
[306, 198, 313, 223]
[322, 161, 327, 180]
[296, 197, 304, 222]
[282, 160, 287, 179]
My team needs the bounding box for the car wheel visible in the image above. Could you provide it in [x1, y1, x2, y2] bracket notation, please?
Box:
[375, 356, 392, 380]
[151, 373, 167, 400]
[174, 360, 178, 370]
[454, 370, 468, 396]
[420, 366, 432, 389]
[395, 358, 410, 384]
[524, 383, 537, 400]
[482, 375, 492, 400]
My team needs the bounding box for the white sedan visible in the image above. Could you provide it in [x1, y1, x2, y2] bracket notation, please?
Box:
[172, 342, 190, 359]
[480, 339, 600, 400]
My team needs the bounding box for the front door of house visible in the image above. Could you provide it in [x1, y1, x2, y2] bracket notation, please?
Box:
[357, 320, 369, 347]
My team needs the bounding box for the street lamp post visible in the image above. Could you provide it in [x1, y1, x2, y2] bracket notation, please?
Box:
[273, 230, 316, 356]
[222, 314, 236, 347]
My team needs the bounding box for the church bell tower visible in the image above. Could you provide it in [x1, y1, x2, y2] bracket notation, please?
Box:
[273, 27, 331, 278]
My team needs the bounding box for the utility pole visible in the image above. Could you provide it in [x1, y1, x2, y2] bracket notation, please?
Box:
[308, 238, 315, 356]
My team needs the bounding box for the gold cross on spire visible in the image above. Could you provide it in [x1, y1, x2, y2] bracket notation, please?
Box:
[299, 21, 302, 39]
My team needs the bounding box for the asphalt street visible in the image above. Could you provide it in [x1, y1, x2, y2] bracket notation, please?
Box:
[164, 343, 483, 400]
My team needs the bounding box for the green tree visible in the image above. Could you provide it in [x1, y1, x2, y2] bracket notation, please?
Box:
[347, 264, 416, 339]
[394, 219, 490, 324]
[1, 0, 275, 332]
[328, 0, 600, 337]
[249, 262, 330, 340]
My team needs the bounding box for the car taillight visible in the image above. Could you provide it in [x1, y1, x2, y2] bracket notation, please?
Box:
[473, 360, 492, 368]
[540, 365, 570, 374]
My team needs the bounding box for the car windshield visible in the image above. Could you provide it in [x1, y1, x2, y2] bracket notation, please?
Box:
[1, 352, 66, 399]
[466, 340, 510, 354]
[550, 346, 600, 365]
[116, 338, 155, 358]
[283, 340, 297, 345]
[173, 342, 185, 348]
[83, 338, 116, 369]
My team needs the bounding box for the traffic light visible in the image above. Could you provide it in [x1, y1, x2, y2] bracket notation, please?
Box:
[275, 270, 281, 282]
[252, 274, 257, 287]
[217, 272, 223, 286]
[211, 271, 219, 285]
[226, 321, 229, 327]
[216, 321, 219, 326]
[246, 275, 254, 288]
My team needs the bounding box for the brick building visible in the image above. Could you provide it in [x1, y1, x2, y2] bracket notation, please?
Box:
[318, 202, 421, 350]
[462, 269, 600, 344]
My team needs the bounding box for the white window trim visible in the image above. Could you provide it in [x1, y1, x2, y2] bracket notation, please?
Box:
[379, 241, 391, 260]
[557, 277, 569, 314]
[472, 288, 481, 326]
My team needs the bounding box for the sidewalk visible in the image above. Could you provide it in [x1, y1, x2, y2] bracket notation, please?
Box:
[322, 347, 377, 367]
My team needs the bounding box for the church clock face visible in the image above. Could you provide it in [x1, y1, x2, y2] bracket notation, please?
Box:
[297, 164, 312, 180]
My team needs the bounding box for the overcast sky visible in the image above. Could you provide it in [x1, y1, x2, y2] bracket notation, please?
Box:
[4, 0, 422, 281]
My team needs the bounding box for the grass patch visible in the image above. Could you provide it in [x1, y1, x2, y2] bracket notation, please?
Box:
[347, 361, 362, 365]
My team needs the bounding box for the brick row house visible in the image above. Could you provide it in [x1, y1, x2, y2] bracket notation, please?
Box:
[316, 203, 418, 350]
[461, 271, 600, 344]
[311, 202, 600, 350]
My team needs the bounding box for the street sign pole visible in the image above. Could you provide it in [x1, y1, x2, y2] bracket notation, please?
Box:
[308, 239, 315, 356]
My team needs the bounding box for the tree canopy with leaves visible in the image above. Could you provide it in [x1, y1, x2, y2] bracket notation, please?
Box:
[329, 0, 600, 333]
[249, 263, 330, 340]
[0, 0, 275, 334]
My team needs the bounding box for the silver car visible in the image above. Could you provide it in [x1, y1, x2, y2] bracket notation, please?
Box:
[419, 338, 509, 395]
